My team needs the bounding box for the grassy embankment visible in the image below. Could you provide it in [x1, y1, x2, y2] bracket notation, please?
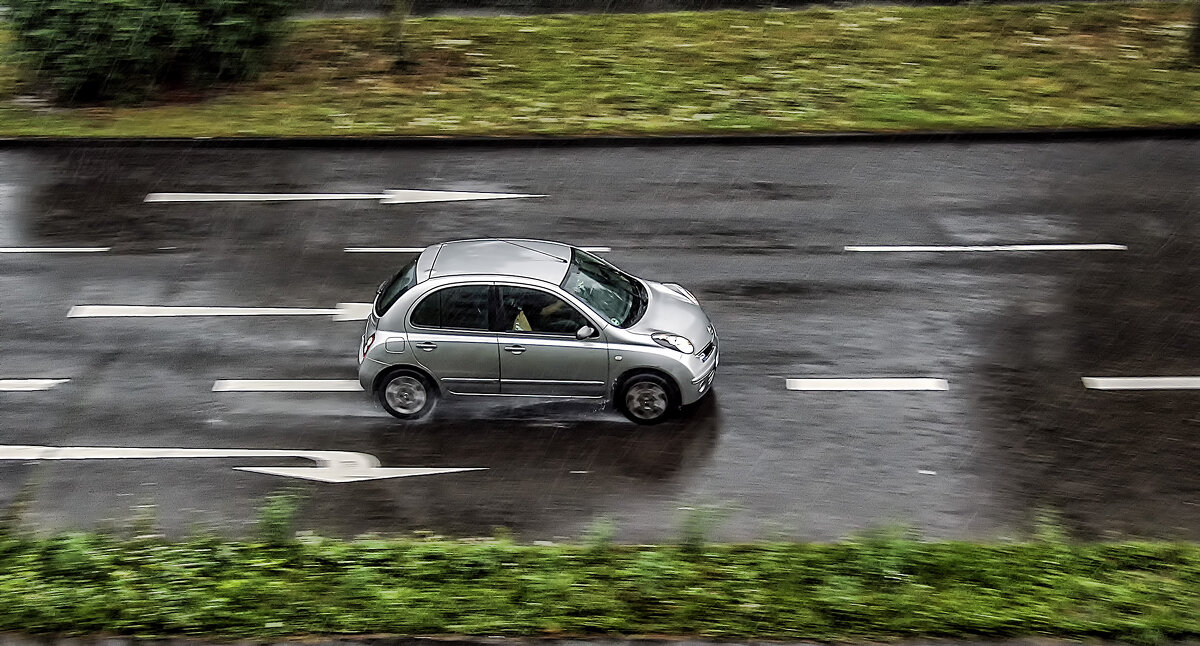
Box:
[0, 3, 1197, 136]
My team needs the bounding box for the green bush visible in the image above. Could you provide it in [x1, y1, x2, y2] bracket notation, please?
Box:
[6, 0, 295, 103]
[3, 533, 1200, 640]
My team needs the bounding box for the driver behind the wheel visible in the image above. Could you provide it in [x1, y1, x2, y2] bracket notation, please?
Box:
[508, 292, 569, 333]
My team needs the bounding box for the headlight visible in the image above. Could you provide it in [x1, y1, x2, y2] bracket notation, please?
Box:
[652, 332, 694, 354]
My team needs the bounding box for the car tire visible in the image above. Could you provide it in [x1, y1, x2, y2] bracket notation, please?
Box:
[616, 372, 679, 425]
[377, 368, 438, 420]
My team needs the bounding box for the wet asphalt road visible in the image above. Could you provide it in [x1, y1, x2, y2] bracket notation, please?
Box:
[1, 139, 1198, 542]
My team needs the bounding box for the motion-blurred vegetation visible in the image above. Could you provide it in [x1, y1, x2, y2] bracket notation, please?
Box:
[5, 0, 295, 103]
[0, 3, 1197, 134]
[2, 517, 1200, 641]
[1191, 0, 1200, 61]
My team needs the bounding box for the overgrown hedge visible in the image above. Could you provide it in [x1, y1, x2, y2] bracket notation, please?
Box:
[6, 0, 295, 103]
[2, 526, 1200, 641]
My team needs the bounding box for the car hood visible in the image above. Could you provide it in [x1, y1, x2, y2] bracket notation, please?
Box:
[625, 280, 715, 351]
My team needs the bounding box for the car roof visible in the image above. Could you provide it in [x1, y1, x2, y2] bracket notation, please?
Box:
[418, 239, 574, 285]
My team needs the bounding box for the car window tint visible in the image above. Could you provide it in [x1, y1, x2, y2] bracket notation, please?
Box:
[410, 292, 440, 328]
[411, 285, 490, 330]
[500, 286, 589, 335]
[376, 259, 418, 316]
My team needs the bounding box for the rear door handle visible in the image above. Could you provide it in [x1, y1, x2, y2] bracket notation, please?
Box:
[414, 342, 437, 351]
[503, 345, 526, 355]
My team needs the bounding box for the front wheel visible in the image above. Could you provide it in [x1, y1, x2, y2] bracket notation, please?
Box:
[616, 372, 679, 425]
[377, 369, 438, 420]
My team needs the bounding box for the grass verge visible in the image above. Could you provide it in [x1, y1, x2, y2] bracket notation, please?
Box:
[0, 3, 1198, 136]
[3, 527, 1200, 641]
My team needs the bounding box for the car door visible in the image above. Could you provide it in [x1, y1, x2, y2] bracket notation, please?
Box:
[407, 284, 500, 395]
[496, 285, 608, 398]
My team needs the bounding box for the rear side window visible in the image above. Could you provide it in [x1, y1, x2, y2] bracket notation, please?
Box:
[411, 285, 490, 330]
[375, 260, 418, 316]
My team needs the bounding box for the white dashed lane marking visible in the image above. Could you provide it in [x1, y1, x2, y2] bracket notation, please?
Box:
[213, 379, 362, 392]
[68, 303, 372, 321]
[786, 378, 949, 391]
[1083, 377, 1200, 390]
[344, 247, 426, 253]
[145, 190, 546, 204]
[845, 244, 1127, 253]
[345, 246, 612, 253]
[0, 379, 70, 391]
[0, 247, 110, 253]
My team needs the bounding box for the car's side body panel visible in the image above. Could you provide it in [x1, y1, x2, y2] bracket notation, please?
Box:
[408, 330, 500, 395]
[497, 333, 609, 398]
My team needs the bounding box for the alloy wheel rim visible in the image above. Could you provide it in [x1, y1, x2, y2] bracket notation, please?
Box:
[626, 382, 668, 420]
[385, 376, 427, 414]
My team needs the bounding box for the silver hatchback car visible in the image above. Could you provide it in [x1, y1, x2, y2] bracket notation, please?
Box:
[358, 239, 718, 424]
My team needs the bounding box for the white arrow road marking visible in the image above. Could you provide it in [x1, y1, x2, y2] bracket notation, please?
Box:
[0, 379, 70, 391]
[236, 465, 483, 482]
[786, 378, 949, 391]
[0, 444, 486, 484]
[1083, 377, 1200, 390]
[145, 190, 546, 204]
[344, 246, 612, 253]
[214, 379, 361, 392]
[68, 303, 371, 321]
[845, 244, 1127, 253]
[0, 247, 111, 253]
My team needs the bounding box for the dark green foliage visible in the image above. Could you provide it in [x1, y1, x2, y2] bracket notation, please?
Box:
[6, 0, 295, 103]
[2, 531, 1200, 640]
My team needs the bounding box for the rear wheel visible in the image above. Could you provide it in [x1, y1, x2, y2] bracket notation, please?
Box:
[616, 372, 679, 425]
[377, 369, 438, 420]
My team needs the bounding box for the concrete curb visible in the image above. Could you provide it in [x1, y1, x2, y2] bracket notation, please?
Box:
[0, 126, 1198, 148]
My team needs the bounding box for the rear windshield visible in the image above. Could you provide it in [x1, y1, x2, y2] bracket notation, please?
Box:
[375, 259, 418, 316]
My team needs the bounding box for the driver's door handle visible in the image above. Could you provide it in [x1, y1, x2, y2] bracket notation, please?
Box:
[414, 342, 437, 351]
[503, 345, 526, 355]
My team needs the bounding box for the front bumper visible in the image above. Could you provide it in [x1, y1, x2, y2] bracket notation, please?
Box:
[689, 336, 718, 398]
[671, 334, 717, 405]
[692, 362, 717, 396]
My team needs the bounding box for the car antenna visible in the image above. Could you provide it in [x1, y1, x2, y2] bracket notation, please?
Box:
[502, 240, 568, 262]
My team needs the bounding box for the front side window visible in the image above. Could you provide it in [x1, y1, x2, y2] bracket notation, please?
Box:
[561, 250, 645, 327]
[499, 286, 590, 336]
[410, 285, 490, 330]
[375, 259, 418, 316]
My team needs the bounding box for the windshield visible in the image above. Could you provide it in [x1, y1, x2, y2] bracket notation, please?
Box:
[375, 259, 418, 316]
[561, 250, 645, 328]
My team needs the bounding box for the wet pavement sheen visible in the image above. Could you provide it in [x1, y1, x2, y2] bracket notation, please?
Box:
[0, 140, 1198, 541]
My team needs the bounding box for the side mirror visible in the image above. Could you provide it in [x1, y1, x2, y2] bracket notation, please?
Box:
[575, 325, 596, 340]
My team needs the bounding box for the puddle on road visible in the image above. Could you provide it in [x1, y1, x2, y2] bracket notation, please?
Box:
[972, 238, 1200, 539]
